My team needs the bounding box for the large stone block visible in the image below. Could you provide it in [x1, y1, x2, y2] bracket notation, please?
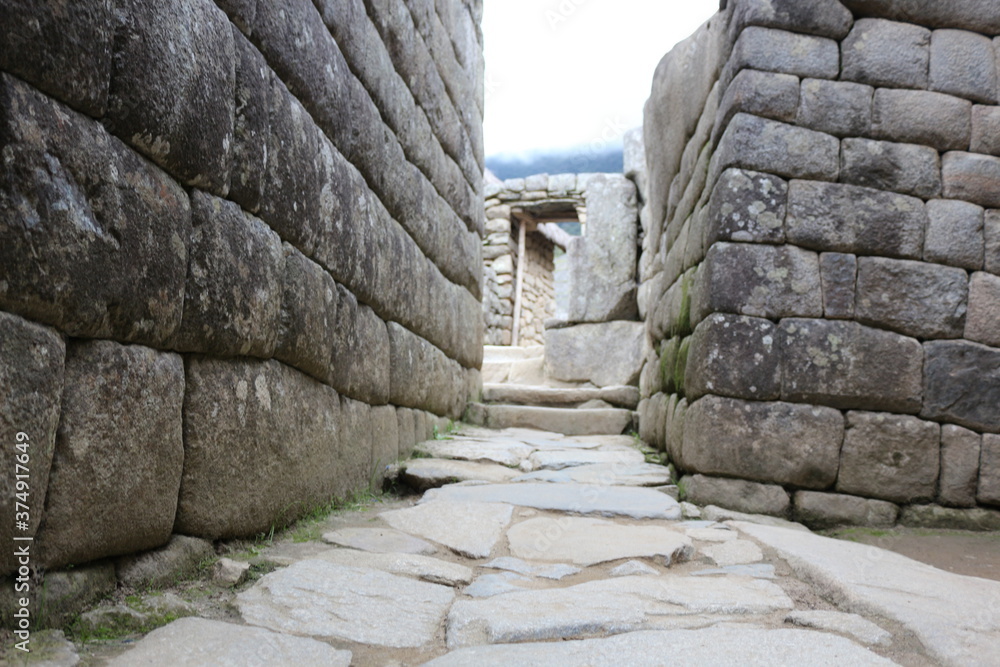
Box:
[819, 253, 857, 320]
[942, 152, 1000, 209]
[545, 322, 646, 388]
[987, 211, 1000, 276]
[176, 357, 342, 539]
[971, 106, 1000, 157]
[841, 19, 930, 89]
[229, 27, 272, 214]
[685, 314, 780, 402]
[37, 341, 184, 569]
[170, 191, 283, 358]
[0, 74, 191, 348]
[683, 396, 844, 489]
[274, 245, 338, 382]
[840, 0, 1000, 34]
[966, 272, 1000, 348]
[712, 114, 840, 183]
[705, 169, 787, 246]
[840, 138, 942, 199]
[924, 199, 984, 270]
[726, 27, 840, 82]
[338, 397, 376, 499]
[837, 411, 940, 504]
[855, 257, 968, 340]
[0, 0, 113, 117]
[793, 491, 899, 529]
[0, 313, 64, 576]
[871, 89, 971, 152]
[786, 180, 926, 260]
[900, 504, 1000, 531]
[779, 319, 923, 414]
[981, 434, 1000, 507]
[714, 70, 800, 145]
[387, 322, 465, 417]
[939, 425, 981, 508]
[105, 0, 234, 195]
[923, 340, 1000, 434]
[691, 243, 823, 322]
[929, 29, 998, 104]
[568, 175, 638, 323]
[681, 474, 790, 517]
[796, 79, 873, 138]
[329, 286, 390, 406]
[730, 0, 853, 40]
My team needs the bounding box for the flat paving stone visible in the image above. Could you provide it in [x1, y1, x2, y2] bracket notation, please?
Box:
[482, 556, 581, 580]
[425, 626, 898, 666]
[786, 610, 893, 647]
[415, 439, 533, 467]
[421, 483, 682, 520]
[527, 448, 646, 471]
[736, 521, 1000, 665]
[107, 617, 352, 666]
[701, 539, 765, 566]
[610, 560, 660, 577]
[687, 526, 740, 542]
[517, 437, 601, 450]
[702, 505, 810, 531]
[693, 563, 776, 579]
[321, 526, 437, 555]
[380, 501, 513, 559]
[507, 516, 693, 566]
[402, 458, 521, 489]
[513, 462, 671, 486]
[237, 560, 454, 648]
[464, 572, 532, 598]
[446, 575, 794, 648]
[313, 548, 473, 587]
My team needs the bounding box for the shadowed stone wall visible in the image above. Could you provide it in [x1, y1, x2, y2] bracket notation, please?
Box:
[0, 0, 484, 601]
[637, 0, 1000, 529]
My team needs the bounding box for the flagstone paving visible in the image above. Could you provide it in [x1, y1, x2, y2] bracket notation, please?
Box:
[82, 425, 1000, 665]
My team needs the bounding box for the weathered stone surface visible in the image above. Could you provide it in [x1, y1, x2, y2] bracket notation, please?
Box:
[685, 314, 780, 402]
[507, 516, 692, 566]
[796, 78, 873, 138]
[545, 321, 646, 387]
[714, 70, 800, 144]
[701, 506, 810, 531]
[415, 438, 533, 467]
[731, 0, 854, 40]
[700, 539, 764, 566]
[855, 257, 968, 340]
[972, 105, 1000, 157]
[780, 319, 924, 413]
[901, 504, 1000, 531]
[930, 29, 998, 104]
[945, 152, 1000, 210]
[841, 18, 930, 89]
[0, 313, 63, 576]
[0, 629, 79, 666]
[116, 535, 214, 589]
[176, 357, 343, 539]
[988, 211, 1000, 275]
[981, 434, 1000, 507]
[329, 285, 390, 405]
[388, 323, 465, 417]
[228, 27, 271, 214]
[238, 560, 453, 648]
[705, 168, 787, 245]
[0, 562, 116, 630]
[402, 458, 520, 490]
[37, 341, 183, 569]
[379, 501, 512, 559]
[727, 27, 840, 81]
[938, 425, 982, 508]
[786, 180, 926, 260]
[464, 572, 532, 598]
[683, 396, 844, 489]
[966, 272, 1000, 348]
[109, 617, 351, 666]
[819, 253, 858, 319]
[923, 340, 1000, 434]
[527, 448, 646, 471]
[681, 475, 790, 517]
[792, 491, 899, 529]
[568, 175, 638, 322]
[321, 526, 437, 555]
[841, 138, 942, 199]
[428, 626, 896, 666]
[0, 0, 113, 117]
[925, 199, 984, 270]
[212, 558, 251, 587]
[871, 88, 972, 151]
[105, 0, 234, 194]
[171, 192, 283, 357]
[513, 463, 672, 487]
[838, 411, 940, 504]
[840, 0, 1000, 34]
[611, 561, 660, 577]
[446, 576, 793, 648]
[483, 557, 580, 581]
[713, 114, 840, 182]
[686, 526, 739, 542]
[314, 548, 473, 587]
[691, 243, 822, 322]
[786, 610, 892, 647]
[274, 245, 337, 381]
[422, 483, 682, 520]
[0, 74, 191, 347]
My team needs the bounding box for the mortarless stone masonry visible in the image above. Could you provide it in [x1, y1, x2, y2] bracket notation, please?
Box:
[637, 0, 1000, 528]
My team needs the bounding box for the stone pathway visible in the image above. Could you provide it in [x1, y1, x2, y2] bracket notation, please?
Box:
[29, 425, 1000, 665]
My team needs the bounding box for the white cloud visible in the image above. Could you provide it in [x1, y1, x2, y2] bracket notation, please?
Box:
[482, 0, 719, 158]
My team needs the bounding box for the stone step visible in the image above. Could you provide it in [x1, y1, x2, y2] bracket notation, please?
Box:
[466, 403, 633, 436]
[483, 383, 640, 409]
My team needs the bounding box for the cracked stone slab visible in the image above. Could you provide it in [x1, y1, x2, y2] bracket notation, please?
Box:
[700, 539, 765, 566]
[702, 505, 810, 531]
[482, 556, 581, 580]
[107, 617, 352, 666]
[517, 437, 601, 450]
[321, 526, 437, 555]
[610, 560, 660, 577]
[421, 483, 682, 520]
[513, 462, 671, 486]
[527, 448, 646, 471]
[686, 526, 740, 542]
[415, 439, 533, 467]
[445, 575, 794, 648]
[508, 516, 693, 566]
[426, 626, 898, 666]
[786, 610, 893, 647]
[401, 458, 521, 490]
[693, 564, 776, 579]
[237, 560, 454, 648]
[464, 572, 532, 598]
[380, 501, 513, 559]
[313, 548, 473, 587]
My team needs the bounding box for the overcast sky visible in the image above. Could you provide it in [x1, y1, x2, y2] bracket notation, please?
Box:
[481, 0, 719, 158]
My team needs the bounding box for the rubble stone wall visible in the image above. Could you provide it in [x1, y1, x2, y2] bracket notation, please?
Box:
[0, 0, 484, 586]
[637, 0, 1000, 528]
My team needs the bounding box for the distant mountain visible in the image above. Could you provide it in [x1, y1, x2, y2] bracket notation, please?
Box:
[485, 146, 623, 180]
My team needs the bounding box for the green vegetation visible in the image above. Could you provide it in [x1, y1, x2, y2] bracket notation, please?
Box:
[287, 488, 386, 543]
[673, 337, 691, 396]
[659, 337, 680, 393]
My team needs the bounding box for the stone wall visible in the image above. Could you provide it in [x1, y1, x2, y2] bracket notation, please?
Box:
[637, 0, 1000, 528]
[0, 0, 484, 597]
